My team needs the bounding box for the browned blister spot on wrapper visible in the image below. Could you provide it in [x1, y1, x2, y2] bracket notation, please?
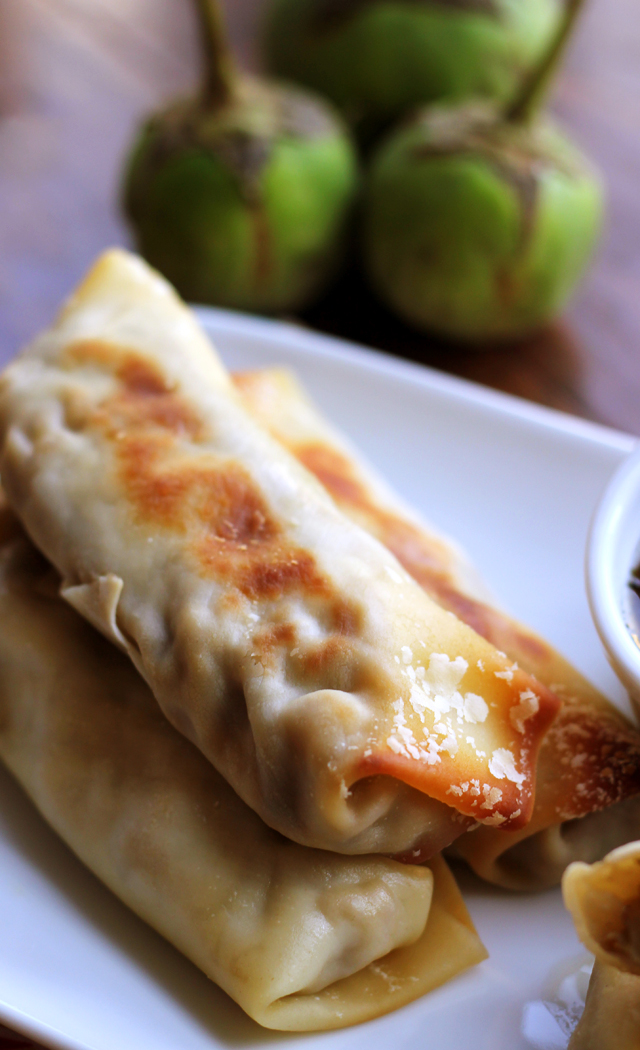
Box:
[68, 340, 204, 440]
[65, 341, 340, 604]
[249, 621, 299, 674]
[296, 440, 550, 662]
[541, 704, 640, 822]
[330, 597, 361, 636]
[296, 443, 367, 506]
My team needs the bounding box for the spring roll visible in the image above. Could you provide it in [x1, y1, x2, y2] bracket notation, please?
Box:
[0, 507, 486, 1031]
[234, 366, 640, 888]
[0, 249, 559, 856]
[563, 842, 640, 1049]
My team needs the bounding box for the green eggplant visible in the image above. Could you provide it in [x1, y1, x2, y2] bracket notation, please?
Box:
[123, 1, 358, 313]
[362, 0, 603, 341]
[265, 0, 561, 142]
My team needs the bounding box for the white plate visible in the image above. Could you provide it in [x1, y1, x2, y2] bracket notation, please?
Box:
[0, 310, 636, 1050]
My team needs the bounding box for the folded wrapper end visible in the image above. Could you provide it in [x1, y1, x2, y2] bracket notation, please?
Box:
[449, 791, 640, 892]
[563, 841, 640, 1049]
[261, 853, 488, 1031]
[567, 963, 640, 1050]
[563, 840, 640, 975]
[61, 574, 130, 651]
[353, 660, 561, 837]
[451, 705, 640, 891]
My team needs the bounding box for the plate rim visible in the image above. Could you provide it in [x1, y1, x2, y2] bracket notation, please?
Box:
[194, 304, 637, 456]
[0, 1002, 93, 1050]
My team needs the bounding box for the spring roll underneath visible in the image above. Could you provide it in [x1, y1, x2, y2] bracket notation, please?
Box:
[234, 367, 640, 887]
[0, 509, 486, 1032]
[563, 842, 640, 1049]
[0, 250, 559, 856]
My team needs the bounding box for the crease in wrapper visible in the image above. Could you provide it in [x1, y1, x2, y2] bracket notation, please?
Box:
[0, 249, 560, 856]
[0, 516, 487, 1031]
[233, 366, 640, 885]
[563, 842, 640, 1049]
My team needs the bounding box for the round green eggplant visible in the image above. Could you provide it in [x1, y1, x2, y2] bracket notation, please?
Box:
[264, 0, 561, 141]
[363, 103, 603, 341]
[123, 78, 358, 312]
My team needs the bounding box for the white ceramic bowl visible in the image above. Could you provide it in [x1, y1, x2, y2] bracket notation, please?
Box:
[587, 441, 640, 717]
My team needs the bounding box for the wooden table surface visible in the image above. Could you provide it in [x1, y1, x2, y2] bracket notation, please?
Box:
[1, 0, 640, 433]
[0, 0, 639, 1045]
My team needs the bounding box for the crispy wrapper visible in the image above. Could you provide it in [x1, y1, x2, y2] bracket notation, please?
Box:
[563, 842, 640, 1049]
[0, 250, 559, 856]
[0, 506, 486, 1032]
[234, 366, 640, 888]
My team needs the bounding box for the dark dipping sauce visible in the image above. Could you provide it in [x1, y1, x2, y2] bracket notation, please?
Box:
[627, 564, 640, 649]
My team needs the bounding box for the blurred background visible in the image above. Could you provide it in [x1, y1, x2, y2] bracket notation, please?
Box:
[0, 0, 638, 430]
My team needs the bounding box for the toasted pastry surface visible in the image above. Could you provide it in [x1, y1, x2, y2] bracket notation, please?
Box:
[234, 365, 640, 885]
[0, 507, 486, 1030]
[0, 250, 559, 854]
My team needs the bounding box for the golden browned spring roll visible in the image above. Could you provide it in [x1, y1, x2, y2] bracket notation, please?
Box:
[0, 249, 559, 857]
[234, 366, 640, 887]
[0, 506, 487, 1032]
[563, 842, 640, 1049]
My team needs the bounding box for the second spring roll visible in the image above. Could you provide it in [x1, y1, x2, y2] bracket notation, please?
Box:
[0, 506, 486, 1032]
[234, 366, 640, 887]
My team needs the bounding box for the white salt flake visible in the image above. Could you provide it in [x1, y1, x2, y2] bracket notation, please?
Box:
[480, 785, 503, 810]
[438, 730, 459, 756]
[424, 653, 468, 698]
[388, 698, 421, 761]
[494, 668, 513, 682]
[489, 748, 525, 786]
[463, 692, 489, 724]
[509, 690, 540, 733]
[481, 812, 507, 827]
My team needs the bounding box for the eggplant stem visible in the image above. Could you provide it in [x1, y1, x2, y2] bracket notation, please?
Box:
[506, 0, 588, 124]
[193, 0, 236, 109]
